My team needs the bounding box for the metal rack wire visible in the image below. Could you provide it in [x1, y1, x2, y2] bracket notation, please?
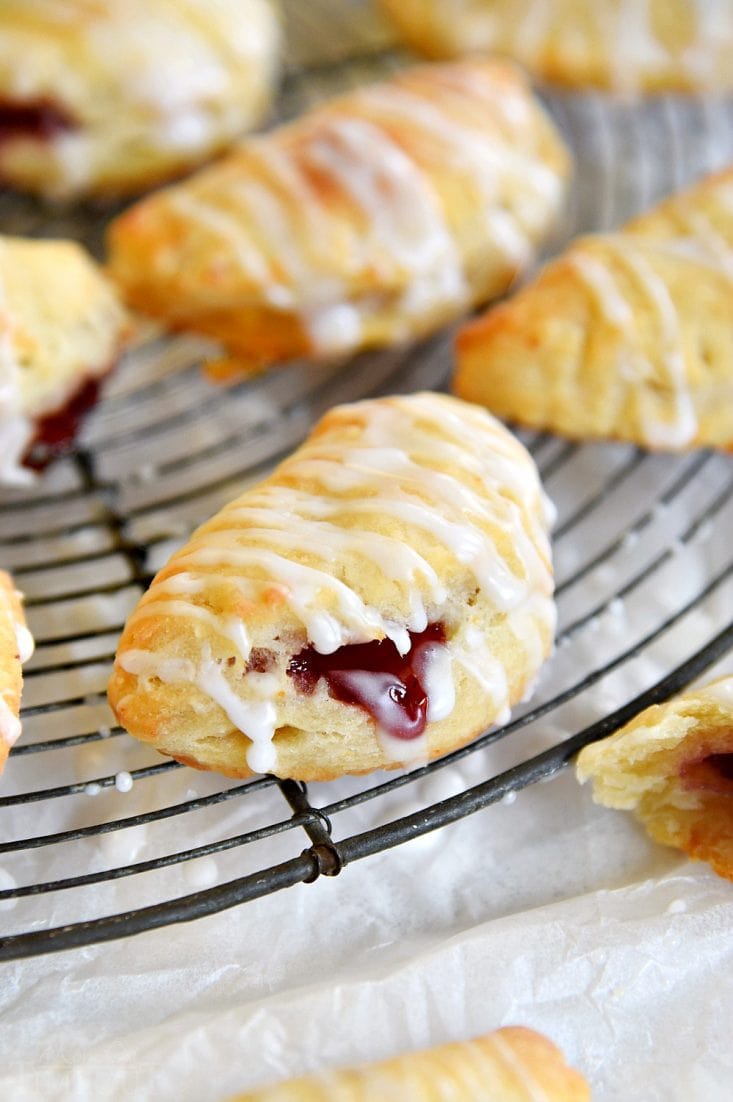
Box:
[1, 1, 732, 961]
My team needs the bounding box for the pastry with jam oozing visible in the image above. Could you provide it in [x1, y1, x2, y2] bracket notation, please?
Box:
[0, 569, 34, 774]
[228, 1026, 591, 1101]
[576, 675, 733, 881]
[0, 234, 129, 485]
[108, 392, 556, 781]
[0, 0, 280, 200]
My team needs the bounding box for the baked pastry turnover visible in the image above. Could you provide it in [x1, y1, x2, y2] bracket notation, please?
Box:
[108, 393, 556, 781]
[378, 0, 733, 94]
[0, 570, 33, 773]
[0, 0, 280, 199]
[107, 59, 570, 379]
[229, 1027, 590, 1101]
[454, 168, 733, 451]
[0, 234, 129, 484]
[577, 676, 733, 881]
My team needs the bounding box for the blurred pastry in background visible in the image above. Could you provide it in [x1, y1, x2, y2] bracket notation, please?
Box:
[229, 1026, 591, 1101]
[577, 675, 733, 882]
[0, 569, 33, 773]
[108, 393, 556, 782]
[0, 0, 281, 200]
[0, 234, 129, 484]
[454, 167, 733, 451]
[106, 58, 570, 381]
[378, 0, 733, 95]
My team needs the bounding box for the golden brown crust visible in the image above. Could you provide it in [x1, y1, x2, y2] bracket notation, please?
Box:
[379, 0, 733, 94]
[577, 676, 733, 881]
[106, 59, 570, 378]
[0, 0, 280, 199]
[229, 1026, 590, 1101]
[108, 393, 555, 782]
[0, 569, 32, 773]
[454, 168, 733, 452]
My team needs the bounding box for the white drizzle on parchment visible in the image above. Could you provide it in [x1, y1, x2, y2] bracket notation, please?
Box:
[118, 395, 554, 774]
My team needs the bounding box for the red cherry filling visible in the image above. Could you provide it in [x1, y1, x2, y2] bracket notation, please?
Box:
[680, 740, 733, 796]
[24, 377, 103, 470]
[287, 624, 446, 740]
[0, 99, 76, 143]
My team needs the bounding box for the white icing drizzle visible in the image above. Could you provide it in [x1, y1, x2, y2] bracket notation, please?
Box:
[131, 60, 566, 357]
[121, 395, 554, 772]
[0, 695, 21, 750]
[417, 0, 733, 93]
[0, 580, 33, 750]
[569, 237, 700, 448]
[489, 1031, 553, 1102]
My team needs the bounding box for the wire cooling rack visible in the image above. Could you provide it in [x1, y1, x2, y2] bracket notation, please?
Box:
[1, 1, 732, 961]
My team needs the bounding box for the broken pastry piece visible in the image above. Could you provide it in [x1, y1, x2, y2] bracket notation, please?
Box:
[108, 393, 556, 781]
[0, 570, 34, 773]
[229, 1026, 590, 1101]
[577, 676, 733, 881]
[0, 0, 280, 200]
[0, 234, 129, 484]
[454, 168, 733, 451]
[107, 59, 570, 380]
[378, 0, 733, 95]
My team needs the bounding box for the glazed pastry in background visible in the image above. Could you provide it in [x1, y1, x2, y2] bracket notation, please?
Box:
[454, 168, 733, 451]
[577, 676, 733, 882]
[0, 0, 280, 200]
[107, 59, 570, 380]
[378, 0, 733, 95]
[0, 234, 130, 484]
[229, 1026, 591, 1101]
[108, 393, 556, 781]
[0, 570, 34, 773]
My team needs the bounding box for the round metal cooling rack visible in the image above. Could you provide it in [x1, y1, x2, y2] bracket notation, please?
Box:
[1, 2, 733, 960]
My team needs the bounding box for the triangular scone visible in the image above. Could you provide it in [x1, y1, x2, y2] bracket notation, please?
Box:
[0, 234, 129, 484]
[577, 676, 733, 881]
[107, 59, 570, 380]
[379, 0, 733, 94]
[454, 169, 733, 451]
[0, 570, 34, 773]
[108, 393, 556, 781]
[229, 1026, 590, 1101]
[0, 0, 280, 199]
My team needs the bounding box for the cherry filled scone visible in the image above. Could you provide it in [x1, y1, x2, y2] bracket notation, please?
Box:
[106, 59, 570, 380]
[378, 0, 733, 95]
[229, 1027, 590, 1101]
[577, 676, 733, 881]
[108, 394, 556, 781]
[0, 570, 34, 773]
[0, 234, 129, 484]
[454, 168, 733, 451]
[0, 0, 280, 200]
